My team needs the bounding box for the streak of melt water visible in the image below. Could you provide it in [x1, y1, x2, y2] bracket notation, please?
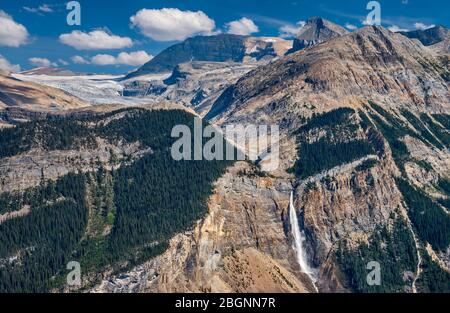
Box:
[289, 191, 319, 293]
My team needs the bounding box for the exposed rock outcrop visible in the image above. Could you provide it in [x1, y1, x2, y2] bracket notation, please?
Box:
[0, 138, 151, 193]
[125, 34, 292, 79]
[207, 26, 449, 124]
[290, 17, 348, 53]
[123, 61, 257, 116]
[92, 162, 315, 293]
[399, 25, 450, 46]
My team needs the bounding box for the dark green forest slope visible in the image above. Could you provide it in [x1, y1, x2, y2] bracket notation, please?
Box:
[0, 108, 232, 292]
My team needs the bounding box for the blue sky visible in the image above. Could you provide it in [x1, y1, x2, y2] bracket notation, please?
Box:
[0, 0, 448, 74]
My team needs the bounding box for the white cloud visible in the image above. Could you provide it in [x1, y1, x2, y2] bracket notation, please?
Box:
[91, 54, 116, 66]
[38, 4, 54, 13]
[29, 57, 57, 67]
[226, 18, 259, 36]
[116, 51, 153, 66]
[91, 51, 153, 66]
[23, 4, 54, 14]
[58, 59, 69, 66]
[0, 54, 21, 72]
[59, 30, 133, 50]
[388, 25, 409, 33]
[279, 21, 305, 38]
[345, 23, 358, 31]
[71, 55, 90, 64]
[130, 8, 216, 41]
[414, 22, 435, 30]
[0, 11, 29, 47]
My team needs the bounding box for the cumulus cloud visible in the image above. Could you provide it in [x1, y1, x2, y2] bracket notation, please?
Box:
[0, 11, 29, 47]
[0, 54, 21, 72]
[23, 4, 54, 14]
[279, 21, 305, 38]
[345, 23, 358, 31]
[90, 51, 153, 66]
[130, 8, 216, 41]
[59, 30, 133, 50]
[115, 51, 153, 66]
[414, 22, 435, 30]
[226, 17, 259, 36]
[388, 25, 409, 33]
[91, 54, 116, 66]
[71, 55, 90, 64]
[29, 57, 57, 67]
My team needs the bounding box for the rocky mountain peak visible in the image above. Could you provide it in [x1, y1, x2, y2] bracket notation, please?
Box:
[206, 25, 449, 123]
[125, 34, 292, 79]
[399, 25, 450, 46]
[290, 16, 349, 53]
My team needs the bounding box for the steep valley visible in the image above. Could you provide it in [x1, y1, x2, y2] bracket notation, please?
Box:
[0, 23, 449, 294]
[201, 26, 450, 292]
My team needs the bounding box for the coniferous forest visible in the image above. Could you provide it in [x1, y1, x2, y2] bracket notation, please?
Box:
[292, 108, 375, 178]
[0, 108, 232, 292]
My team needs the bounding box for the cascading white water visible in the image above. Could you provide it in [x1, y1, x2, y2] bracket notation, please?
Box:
[289, 191, 319, 292]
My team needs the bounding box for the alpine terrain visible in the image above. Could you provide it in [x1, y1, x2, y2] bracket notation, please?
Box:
[0, 10, 449, 294]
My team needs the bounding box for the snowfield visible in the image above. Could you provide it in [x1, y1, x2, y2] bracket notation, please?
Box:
[12, 73, 168, 105]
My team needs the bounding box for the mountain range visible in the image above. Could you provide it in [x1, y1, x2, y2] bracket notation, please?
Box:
[0, 17, 449, 293]
[400, 25, 450, 46]
[125, 34, 292, 79]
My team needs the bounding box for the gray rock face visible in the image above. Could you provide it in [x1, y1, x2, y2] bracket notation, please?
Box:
[123, 61, 257, 116]
[127, 34, 247, 78]
[206, 26, 449, 123]
[0, 138, 151, 194]
[197, 25, 450, 293]
[399, 25, 450, 46]
[92, 162, 314, 293]
[125, 34, 292, 79]
[290, 17, 348, 53]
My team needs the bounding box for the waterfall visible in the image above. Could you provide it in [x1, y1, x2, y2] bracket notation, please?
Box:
[289, 191, 319, 292]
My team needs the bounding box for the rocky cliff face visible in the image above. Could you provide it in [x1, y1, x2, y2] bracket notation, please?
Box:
[290, 17, 348, 53]
[399, 26, 450, 55]
[0, 139, 150, 194]
[125, 34, 292, 79]
[206, 26, 449, 123]
[123, 61, 257, 116]
[92, 162, 315, 293]
[198, 26, 450, 292]
[399, 25, 450, 46]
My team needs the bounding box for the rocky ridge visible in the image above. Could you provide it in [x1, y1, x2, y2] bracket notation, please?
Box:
[125, 34, 292, 79]
[290, 17, 349, 53]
